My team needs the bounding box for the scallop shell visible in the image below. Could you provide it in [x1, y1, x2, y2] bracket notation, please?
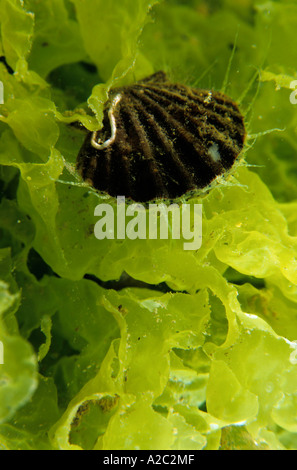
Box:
[76, 71, 246, 202]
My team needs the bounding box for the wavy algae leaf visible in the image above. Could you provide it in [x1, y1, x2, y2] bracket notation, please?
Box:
[1, 0, 297, 450]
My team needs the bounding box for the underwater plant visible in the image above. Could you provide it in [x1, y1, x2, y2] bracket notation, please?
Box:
[0, 0, 297, 450]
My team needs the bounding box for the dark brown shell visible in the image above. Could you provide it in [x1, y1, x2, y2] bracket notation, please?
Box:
[76, 71, 246, 202]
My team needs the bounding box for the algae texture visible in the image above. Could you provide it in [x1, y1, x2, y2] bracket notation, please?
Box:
[0, 0, 297, 450]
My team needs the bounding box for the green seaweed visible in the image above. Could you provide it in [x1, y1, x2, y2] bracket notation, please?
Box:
[0, 0, 297, 450]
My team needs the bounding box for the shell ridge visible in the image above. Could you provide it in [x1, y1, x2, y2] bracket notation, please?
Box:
[101, 102, 133, 196]
[93, 143, 113, 193]
[176, 85, 244, 123]
[200, 122, 240, 168]
[130, 88, 206, 157]
[146, 85, 244, 141]
[136, 87, 229, 174]
[129, 88, 215, 186]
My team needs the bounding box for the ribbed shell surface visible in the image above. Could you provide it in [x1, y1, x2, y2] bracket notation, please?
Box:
[76, 71, 246, 202]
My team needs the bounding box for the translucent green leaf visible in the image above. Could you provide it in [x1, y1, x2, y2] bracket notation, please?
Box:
[0, 281, 37, 425]
[0, 0, 34, 68]
[1, 0, 297, 451]
[207, 360, 259, 424]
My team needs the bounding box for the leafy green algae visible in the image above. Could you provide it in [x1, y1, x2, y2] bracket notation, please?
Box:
[1, 0, 297, 450]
